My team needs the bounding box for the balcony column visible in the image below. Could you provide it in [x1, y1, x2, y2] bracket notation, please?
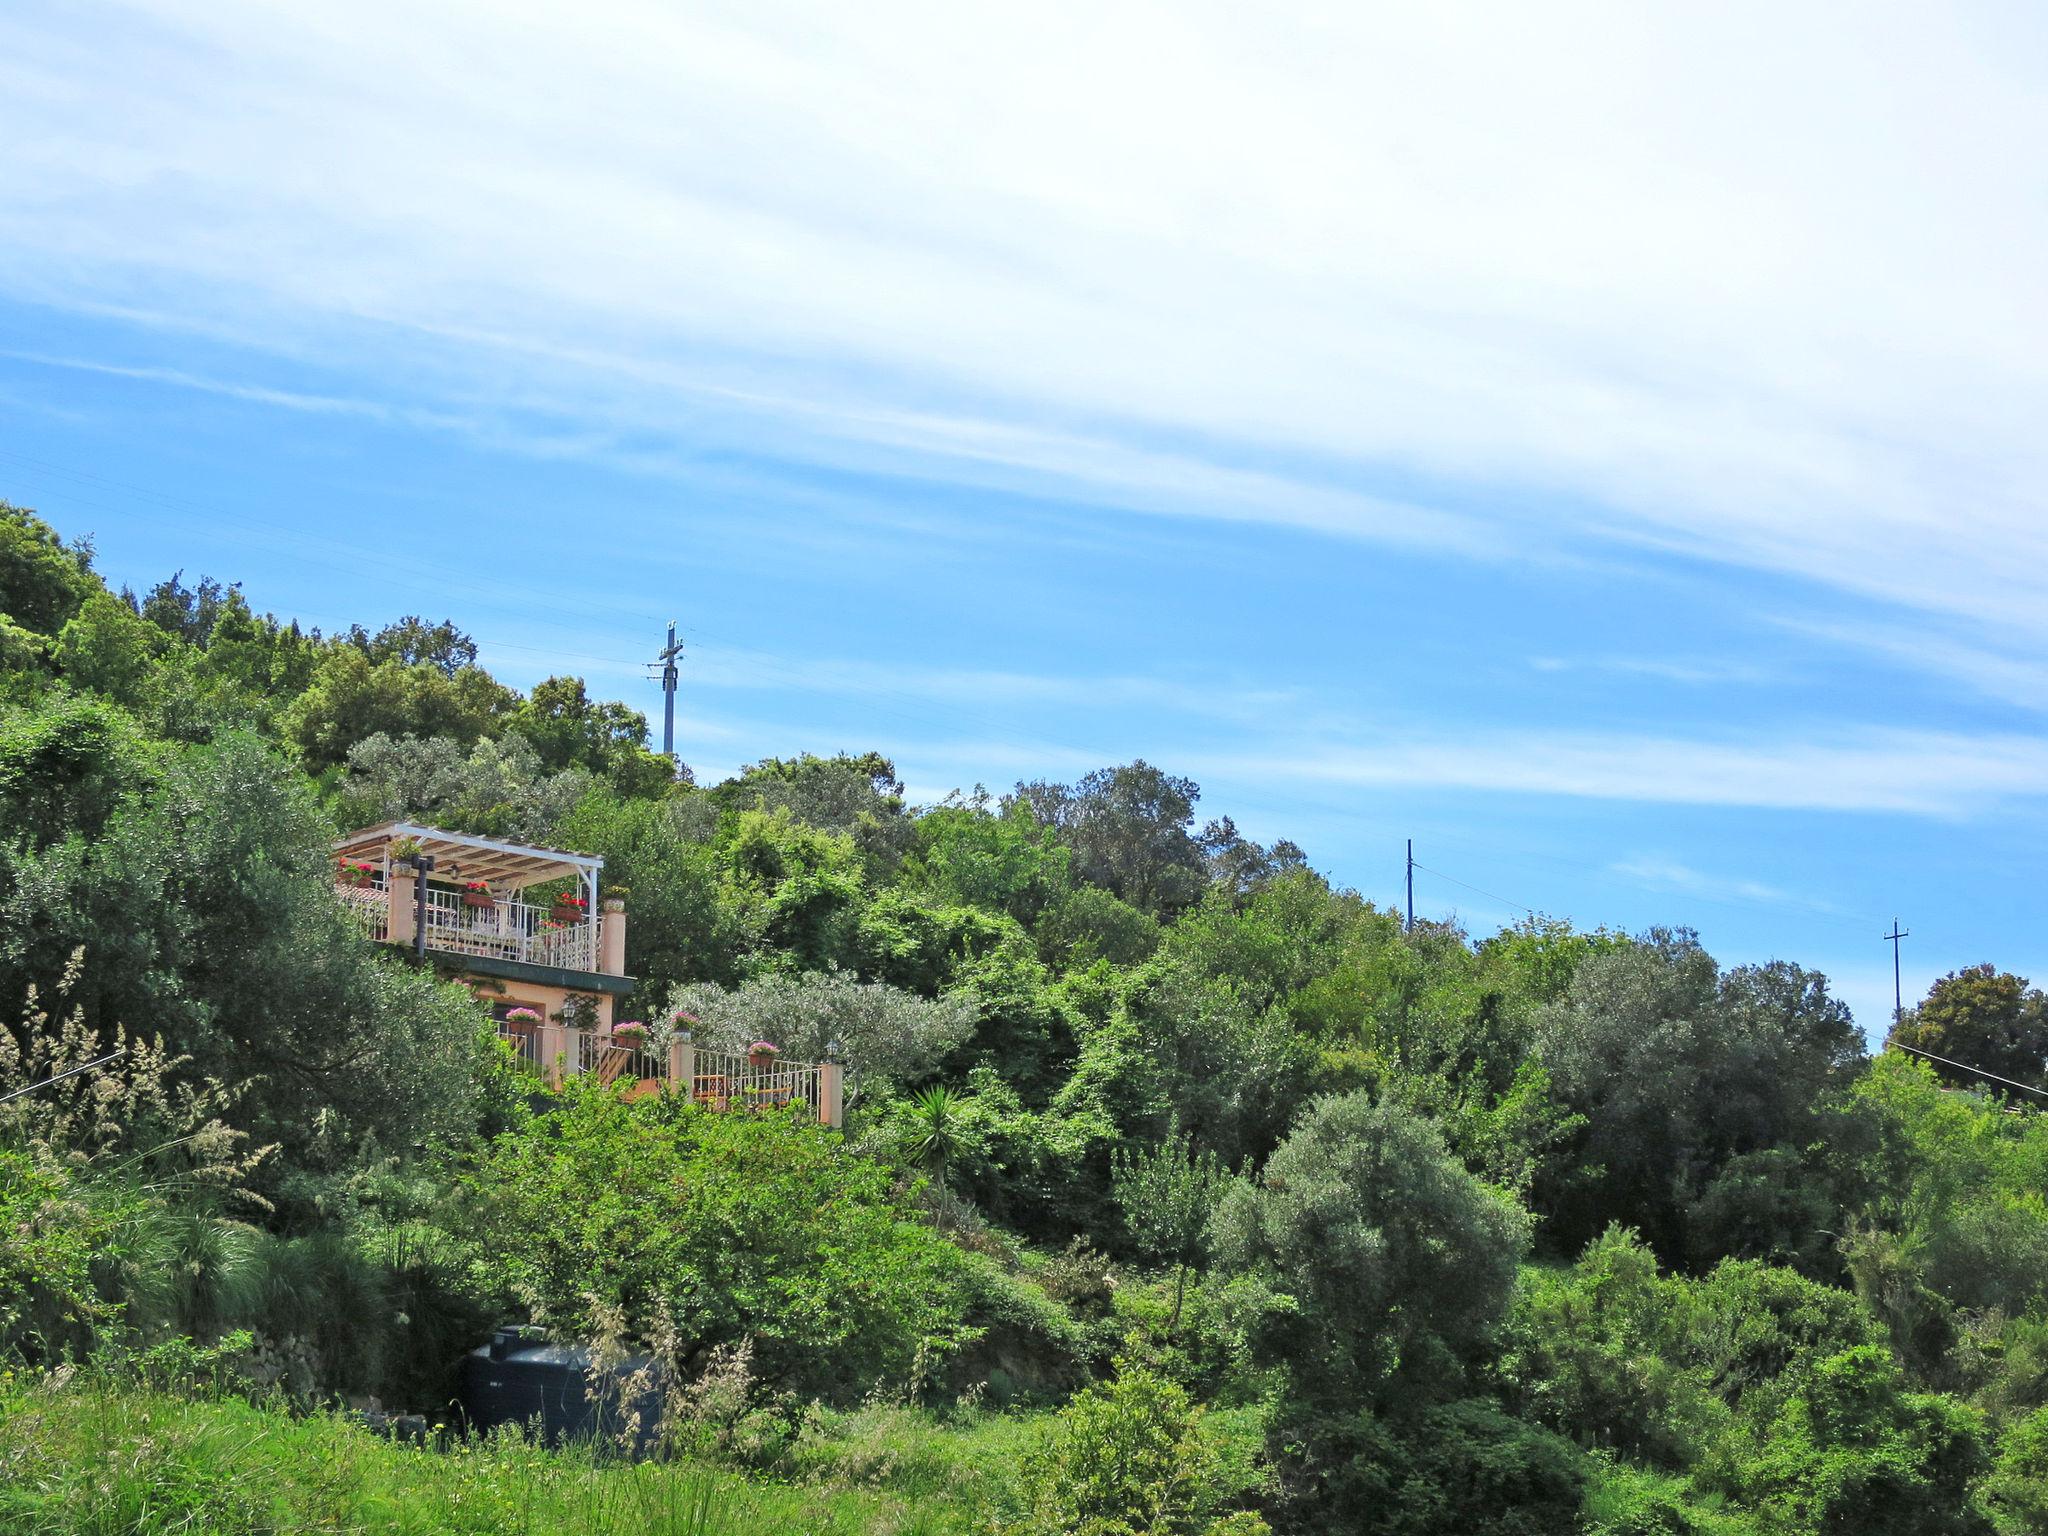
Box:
[668, 1029, 697, 1099]
[819, 1045, 845, 1130]
[540, 1021, 578, 1089]
[388, 868, 417, 948]
[600, 897, 627, 976]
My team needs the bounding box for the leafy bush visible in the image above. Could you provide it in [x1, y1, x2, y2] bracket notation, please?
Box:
[1709, 1345, 1988, 1535]
[465, 1085, 985, 1401]
[1012, 1360, 1270, 1535]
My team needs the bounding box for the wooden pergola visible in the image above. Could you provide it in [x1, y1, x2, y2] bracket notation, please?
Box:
[333, 820, 604, 907]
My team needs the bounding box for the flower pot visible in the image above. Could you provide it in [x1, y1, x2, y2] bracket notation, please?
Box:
[747, 1050, 777, 1070]
[551, 903, 585, 925]
[463, 891, 496, 910]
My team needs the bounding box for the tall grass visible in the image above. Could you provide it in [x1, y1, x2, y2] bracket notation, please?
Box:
[0, 1374, 974, 1535]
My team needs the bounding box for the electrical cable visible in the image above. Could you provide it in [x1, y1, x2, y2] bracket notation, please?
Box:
[1884, 1039, 2048, 1101]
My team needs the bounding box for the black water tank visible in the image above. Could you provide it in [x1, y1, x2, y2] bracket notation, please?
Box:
[458, 1326, 664, 1453]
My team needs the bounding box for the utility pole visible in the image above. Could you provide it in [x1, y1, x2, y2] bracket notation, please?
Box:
[1405, 839, 1414, 933]
[653, 621, 684, 763]
[1884, 919, 1910, 1034]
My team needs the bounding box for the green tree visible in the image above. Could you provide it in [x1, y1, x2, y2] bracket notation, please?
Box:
[557, 788, 742, 993]
[1830, 1053, 2048, 1380]
[0, 692, 157, 850]
[340, 731, 588, 842]
[1035, 883, 1163, 970]
[908, 790, 1071, 922]
[1010, 761, 1210, 918]
[717, 752, 915, 876]
[1533, 935, 1862, 1262]
[508, 674, 670, 793]
[0, 720, 496, 1187]
[346, 614, 478, 676]
[283, 648, 514, 767]
[1716, 1344, 1988, 1535]
[54, 588, 173, 707]
[1984, 1404, 2048, 1534]
[716, 807, 867, 973]
[1213, 1091, 1532, 1407]
[1893, 965, 2048, 1093]
[0, 502, 95, 637]
[1113, 1118, 1238, 1329]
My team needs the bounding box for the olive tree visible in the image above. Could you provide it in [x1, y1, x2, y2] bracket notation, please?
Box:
[1212, 1091, 1531, 1407]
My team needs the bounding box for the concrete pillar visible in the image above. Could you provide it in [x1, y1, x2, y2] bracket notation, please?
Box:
[600, 898, 627, 975]
[539, 1023, 579, 1089]
[669, 1033, 697, 1099]
[818, 1058, 845, 1130]
[388, 868, 416, 947]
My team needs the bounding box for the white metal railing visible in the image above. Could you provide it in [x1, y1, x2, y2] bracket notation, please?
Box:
[577, 1029, 666, 1088]
[491, 1025, 840, 1126]
[498, 1022, 546, 1074]
[337, 880, 601, 970]
[417, 887, 598, 972]
[687, 1045, 831, 1122]
[336, 880, 390, 940]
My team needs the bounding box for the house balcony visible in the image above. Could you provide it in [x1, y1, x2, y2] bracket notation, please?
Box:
[334, 820, 843, 1129]
[338, 881, 603, 971]
[334, 820, 632, 1014]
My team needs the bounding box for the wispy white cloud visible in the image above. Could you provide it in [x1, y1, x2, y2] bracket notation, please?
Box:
[1606, 855, 1826, 912]
[4, 0, 2048, 650]
[1194, 727, 2048, 816]
[688, 647, 1302, 726]
[1776, 615, 2048, 714]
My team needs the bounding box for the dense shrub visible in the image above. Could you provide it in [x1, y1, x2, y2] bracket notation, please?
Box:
[1213, 1091, 1531, 1408]
[465, 1085, 985, 1400]
[1013, 1360, 1270, 1535]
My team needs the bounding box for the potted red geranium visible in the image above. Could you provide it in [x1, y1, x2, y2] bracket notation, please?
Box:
[747, 1040, 780, 1070]
[551, 891, 588, 925]
[462, 880, 495, 911]
[337, 859, 377, 887]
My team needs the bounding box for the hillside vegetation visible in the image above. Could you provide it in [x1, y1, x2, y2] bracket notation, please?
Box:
[5, 499, 2048, 1534]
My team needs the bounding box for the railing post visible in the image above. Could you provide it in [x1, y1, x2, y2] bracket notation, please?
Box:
[539, 1023, 581, 1089]
[388, 868, 416, 947]
[819, 1051, 844, 1130]
[669, 1030, 696, 1100]
[601, 898, 627, 976]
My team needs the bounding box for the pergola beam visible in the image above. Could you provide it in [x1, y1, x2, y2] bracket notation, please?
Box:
[333, 820, 603, 894]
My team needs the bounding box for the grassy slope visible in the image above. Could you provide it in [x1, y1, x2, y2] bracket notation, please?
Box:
[0, 1376, 1041, 1536]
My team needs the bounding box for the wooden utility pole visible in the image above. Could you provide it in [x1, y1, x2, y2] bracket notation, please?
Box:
[1884, 919, 1910, 1032]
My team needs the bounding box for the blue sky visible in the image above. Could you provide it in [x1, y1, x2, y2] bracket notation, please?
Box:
[5, 2, 2047, 1036]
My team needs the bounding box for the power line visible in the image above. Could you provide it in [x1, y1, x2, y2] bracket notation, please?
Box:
[1886, 1039, 2048, 1102]
[1409, 859, 1540, 918]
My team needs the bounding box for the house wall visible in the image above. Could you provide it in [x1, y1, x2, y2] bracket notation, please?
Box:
[477, 982, 616, 1033]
